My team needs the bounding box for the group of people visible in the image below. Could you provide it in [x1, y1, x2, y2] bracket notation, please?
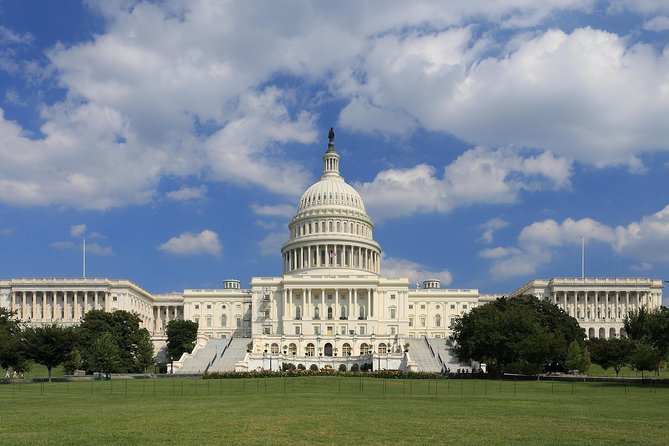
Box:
[3, 370, 24, 380]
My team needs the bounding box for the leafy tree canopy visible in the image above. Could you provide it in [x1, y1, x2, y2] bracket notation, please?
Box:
[166, 319, 198, 361]
[588, 337, 634, 377]
[451, 295, 585, 376]
[24, 324, 77, 381]
[77, 310, 154, 373]
[0, 308, 28, 372]
[624, 307, 669, 355]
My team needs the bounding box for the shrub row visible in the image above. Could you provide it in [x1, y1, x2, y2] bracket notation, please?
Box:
[203, 369, 444, 380]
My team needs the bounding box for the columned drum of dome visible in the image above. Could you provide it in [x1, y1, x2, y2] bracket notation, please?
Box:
[281, 129, 381, 275]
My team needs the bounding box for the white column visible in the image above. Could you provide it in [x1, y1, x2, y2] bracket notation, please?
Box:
[42, 292, 47, 320]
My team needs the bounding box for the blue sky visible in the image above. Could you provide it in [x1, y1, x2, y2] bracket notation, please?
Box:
[1, 1, 669, 302]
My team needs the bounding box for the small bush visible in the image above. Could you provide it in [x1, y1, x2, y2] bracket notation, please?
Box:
[338, 364, 347, 372]
[297, 364, 306, 370]
[350, 363, 359, 372]
[309, 364, 318, 371]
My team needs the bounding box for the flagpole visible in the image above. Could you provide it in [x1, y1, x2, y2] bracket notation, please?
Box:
[83, 238, 86, 278]
[581, 236, 585, 279]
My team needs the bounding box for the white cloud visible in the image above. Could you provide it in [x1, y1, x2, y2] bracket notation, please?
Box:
[250, 203, 295, 218]
[381, 255, 453, 286]
[167, 185, 207, 201]
[2, 1, 669, 211]
[484, 204, 669, 279]
[338, 26, 669, 169]
[258, 231, 287, 256]
[479, 218, 510, 244]
[159, 229, 222, 256]
[356, 146, 570, 221]
[70, 224, 87, 238]
[0, 25, 33, 45]
[643, 15, 669, 31]
[51, 241, 75, 250]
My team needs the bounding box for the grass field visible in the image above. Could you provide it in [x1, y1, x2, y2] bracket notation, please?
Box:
[1, 376, 667, 445]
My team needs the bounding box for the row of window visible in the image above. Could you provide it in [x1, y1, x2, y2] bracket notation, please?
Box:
[409, 303, 469, 310]
[292, 219, 370, 238]
[408, 314, 456, 328]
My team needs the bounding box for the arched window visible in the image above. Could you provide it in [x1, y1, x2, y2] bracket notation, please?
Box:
[194, 315, 200, 326]
[306, 343, 315, 356]
[295, 306, 302, 320]
[378, 343, 387, 354]
[359, 305, 366, 320]
[342, 343, 352, 356]
[360, 343, 370, 355]
[289, 343, 297, 355]
[221, 314, 227, 327]
[340, 306, 347, 319]
[314, 306, 320, 320]
[271, 343, 279, 354]
[435, 314, 441, 327]
[327, 306, 333, 320]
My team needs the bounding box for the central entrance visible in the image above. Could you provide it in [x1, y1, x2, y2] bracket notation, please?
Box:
[324, 342, 333, 357]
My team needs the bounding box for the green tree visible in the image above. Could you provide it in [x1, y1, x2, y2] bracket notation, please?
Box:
[451, 295, 585, 376]
[78, 310, 153, 373]
[0, 308, 29, 374]
[62, 348, 83, 375]
[134, 329, 155, 373]
[24, 324, 77, 382]
[89, 332, 120, 374]
[588, 337, 634, 376]
[629, 341, 663, 378]
[166, 320, 198, 361]
[564, 340, 591, 373]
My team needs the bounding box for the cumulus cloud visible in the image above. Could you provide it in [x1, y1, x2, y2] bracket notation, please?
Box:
[479, 218, 510, 244]
[70, 224, 87, 237]
[258, 231, 287, 256]
[159, 229, 222, 256]
[381, 255, 453, 286]
[2, 1, 669, 211]
[483, 204, 669, 279]
[338, 26, 669, 169]
[250, 203, 295, 218]
[167, 185, 207, 201]
[51, 239, 113, 255]
[643, 15, 669, 31]
[356, 146, 570, 221]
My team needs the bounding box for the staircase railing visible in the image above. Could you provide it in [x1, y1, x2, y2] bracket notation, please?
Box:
[424, 336, 435, 358]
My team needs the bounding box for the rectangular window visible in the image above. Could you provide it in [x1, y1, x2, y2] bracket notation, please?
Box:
[390, 308, 396, 319]
[462, 305, 468, 309]
[195, 304, 199, 309]
[420, 317, 426, 327]
[295, 326, 301, 335]
[450, 304, 455, 309]
[263, 327, 271, 335]
[340, 326, 346, 335]
[390, 294, 396, 300]
[206, 317, 212, 327]
[314, 326, 320, 335]
[359, 325, 366, 335]
[206, 304, 211, 310]
[420, 304, 425, 309]
[390, 326, 396, 335]
[408, 304, 414, 309]
[409, 317, 414, 327]
[236, 317, 242, 328]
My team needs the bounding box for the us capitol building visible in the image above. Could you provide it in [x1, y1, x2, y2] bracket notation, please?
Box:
[0, 130, 663, 372]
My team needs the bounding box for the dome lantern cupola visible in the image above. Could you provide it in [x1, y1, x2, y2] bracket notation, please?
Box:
[280, 128, 382, 276]
[322, 127, 341, 178]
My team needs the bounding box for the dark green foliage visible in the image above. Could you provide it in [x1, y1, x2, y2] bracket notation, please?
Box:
[629, 341, 663, 377]
[588, 337, 634, 376]
[77, 310, 155, 373]
[624, 307, 669, 355]
[338, 364, 347, 372]
[62, 347, 83, 375]
[350, 363, 359, 372]
[309, 364, 318, 371]
[451, 295, 585, 376]
[0, 308, 29, 373]
[564, 340, 591, 373]
[165, 319, 198, 361]
[89, 332, 120, 374]
[24, 324, 77, 381]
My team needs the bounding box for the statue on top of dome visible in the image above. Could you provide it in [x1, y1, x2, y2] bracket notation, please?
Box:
[328, 127, 335, 143]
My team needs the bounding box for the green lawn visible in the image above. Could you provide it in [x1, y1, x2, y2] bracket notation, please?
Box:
[0, 376, 667, 445]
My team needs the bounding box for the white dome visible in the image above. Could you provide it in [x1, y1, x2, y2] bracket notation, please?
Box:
[298, 177, 366, 213]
